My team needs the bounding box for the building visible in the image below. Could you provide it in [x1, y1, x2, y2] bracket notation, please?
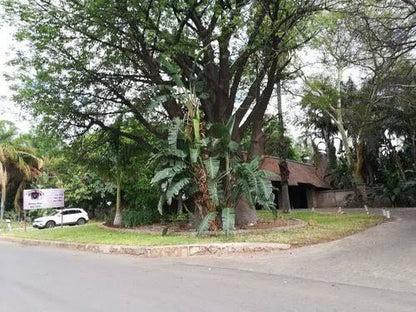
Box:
[260, 156, 330, 209]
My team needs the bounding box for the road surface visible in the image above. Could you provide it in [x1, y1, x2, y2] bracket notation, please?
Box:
[0, 208, 415, 311]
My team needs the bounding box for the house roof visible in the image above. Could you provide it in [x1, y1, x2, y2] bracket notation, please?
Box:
[260, 156, 329, 189]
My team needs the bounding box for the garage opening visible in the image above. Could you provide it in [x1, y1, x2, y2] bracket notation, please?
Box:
[289, 184, 308, 209]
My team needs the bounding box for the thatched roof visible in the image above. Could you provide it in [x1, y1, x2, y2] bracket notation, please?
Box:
[260, 156, 329, 189]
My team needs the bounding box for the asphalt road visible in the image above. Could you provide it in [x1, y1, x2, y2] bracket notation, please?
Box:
[0, 208, 415, 312]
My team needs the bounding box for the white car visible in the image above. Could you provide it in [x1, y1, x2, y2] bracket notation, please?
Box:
[33, 208, 89, 229]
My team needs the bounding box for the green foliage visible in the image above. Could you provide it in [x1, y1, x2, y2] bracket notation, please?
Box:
[0, 121, 18, 143]
[3, 0, 327, 160]
[0, 122, 45, 219]
[221, 208, 235, 237]
[204, 158, 220, 179]
[152, 99, 275, 234]
[150, 126, 193, 214]
[166, 178, 191, 205]
[329, 159, 354, 189]
[4, 210, 19, 221]
[197, 211, 218, 237]
[302, 78, 339, 112]
[232, 158, 275, 210]
[122, 208, 161, 228]
[63, 171, 115, 218]
[373, 166, 416, 207]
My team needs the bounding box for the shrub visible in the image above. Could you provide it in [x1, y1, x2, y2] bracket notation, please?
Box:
[121, 206, 162, 227]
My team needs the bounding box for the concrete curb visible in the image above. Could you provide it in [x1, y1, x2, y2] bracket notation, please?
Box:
[0, 236, 291, 258]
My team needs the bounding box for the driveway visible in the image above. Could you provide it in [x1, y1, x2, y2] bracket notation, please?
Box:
[0, 208, 415, 312]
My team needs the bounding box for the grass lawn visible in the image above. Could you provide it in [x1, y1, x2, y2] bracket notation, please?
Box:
[0, 211, 384, 247]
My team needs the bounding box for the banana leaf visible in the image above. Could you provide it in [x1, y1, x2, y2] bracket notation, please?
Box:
[197, 211, 218, 237]
[221, 207, 235, 237]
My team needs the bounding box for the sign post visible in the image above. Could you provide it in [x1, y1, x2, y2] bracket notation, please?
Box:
[23, 210, 27, 232]
[23, 189, 65, 230]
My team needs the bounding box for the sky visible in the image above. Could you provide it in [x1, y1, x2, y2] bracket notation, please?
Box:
[0, 13, 33, 134]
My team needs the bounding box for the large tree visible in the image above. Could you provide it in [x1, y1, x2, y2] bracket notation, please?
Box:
[3, 0, 331, 154]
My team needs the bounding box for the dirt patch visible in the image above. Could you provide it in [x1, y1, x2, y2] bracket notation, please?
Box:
[104, 221, 193, 234]
[241, 218, 298, 230]
[101, 218, 306, 235]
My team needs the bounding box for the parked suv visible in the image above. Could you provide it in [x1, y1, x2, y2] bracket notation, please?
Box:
[33, 208, 89, 229]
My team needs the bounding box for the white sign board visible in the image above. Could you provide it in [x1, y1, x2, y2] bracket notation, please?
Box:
[23, 188, 65, 210]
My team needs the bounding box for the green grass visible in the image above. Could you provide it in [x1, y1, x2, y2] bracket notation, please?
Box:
[245, 211, 385, 246]
[0, 212, 385, 247]
[0, 220, 26, 231]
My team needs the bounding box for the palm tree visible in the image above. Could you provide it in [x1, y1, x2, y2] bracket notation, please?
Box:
[0, 144, 43, 220]
[73, 125, 137, 227]
[12, 151, 44, 216]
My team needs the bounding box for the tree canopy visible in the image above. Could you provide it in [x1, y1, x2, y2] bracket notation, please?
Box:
[3, 0, 331, 152]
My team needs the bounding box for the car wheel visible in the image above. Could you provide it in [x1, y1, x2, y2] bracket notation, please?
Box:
[77, 218, 86, 225]
[45, 221, 55, 229]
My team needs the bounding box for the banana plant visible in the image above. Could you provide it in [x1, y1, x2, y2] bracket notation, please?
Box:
[151, 92, 209, 216]
[151, 93, 275, 236]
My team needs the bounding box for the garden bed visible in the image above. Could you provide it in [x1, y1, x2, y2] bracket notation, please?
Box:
[0, 211, 385, 248]
[100, 217, 307, 235]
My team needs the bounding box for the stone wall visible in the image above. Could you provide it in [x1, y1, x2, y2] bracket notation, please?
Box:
[315, 188, 392, 208]
[315, 189, 355, 208]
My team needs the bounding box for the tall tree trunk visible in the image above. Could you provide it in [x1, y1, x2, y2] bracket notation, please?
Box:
[276, 80, 291, 213]
[235, 196, 258, 227]
[0, 164, 7, 221]
[236, 140, 260, 225]
[249, 118, 265, 157]
[235, 60, 264, 227]
[177, 196, 183, 214]
[354, 133, 365, 185]
[335, 67, 353, 168]
[411, 129, 416, 165]
[249, 60, 265, 158]
[14, 180, 26, 220]
[113, 171, 122, 227]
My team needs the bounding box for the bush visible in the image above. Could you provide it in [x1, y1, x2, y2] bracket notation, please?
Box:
[122, 206, 162, 227]
[329, 159, 353, 189]
[4, 210, 19, 221]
